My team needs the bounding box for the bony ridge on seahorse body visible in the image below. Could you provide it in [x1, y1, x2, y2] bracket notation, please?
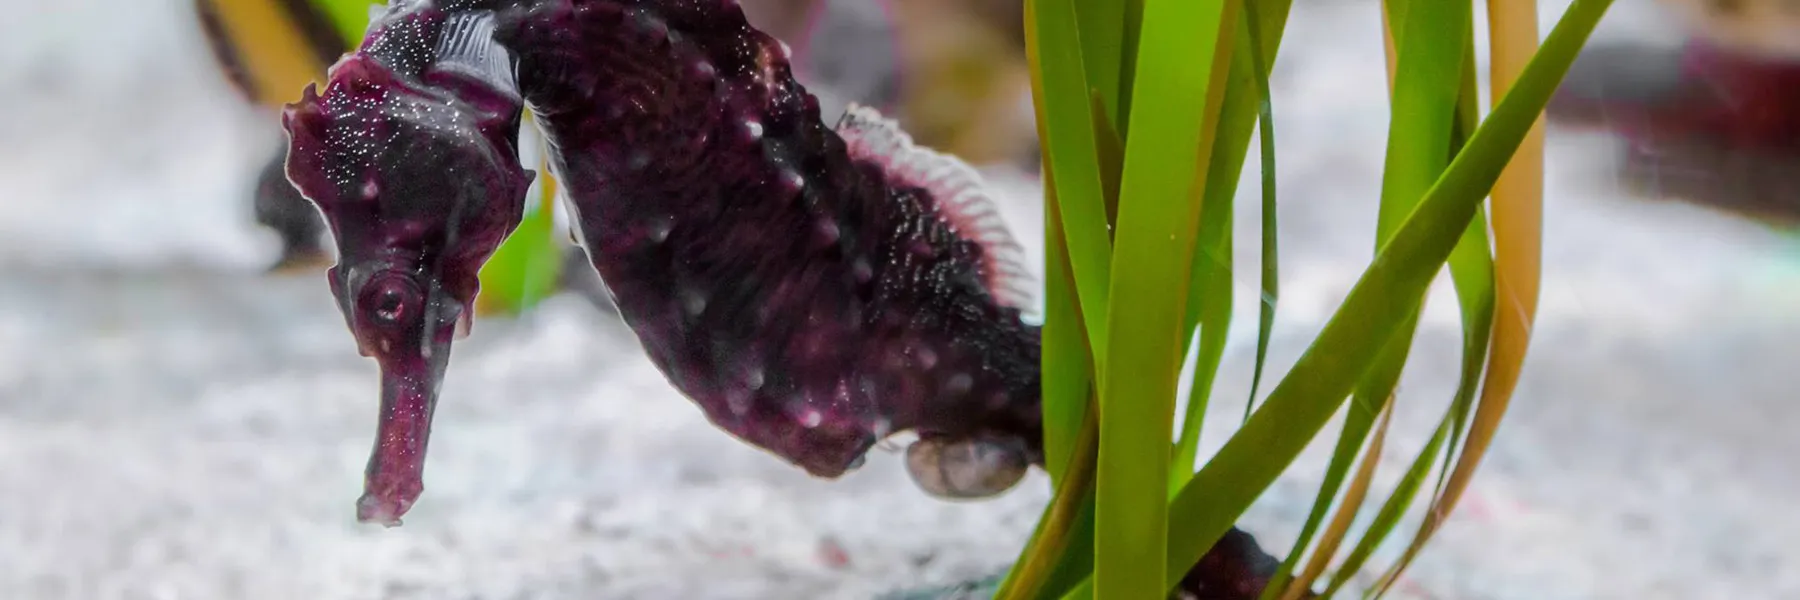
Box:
[282, 2, 1295, 597]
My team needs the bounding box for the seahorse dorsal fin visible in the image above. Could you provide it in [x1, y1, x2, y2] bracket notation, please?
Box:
[833, 103, 1036, 310]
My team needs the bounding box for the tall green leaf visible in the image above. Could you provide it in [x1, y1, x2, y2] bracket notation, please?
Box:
[1073, 0, 1128, 130]
[1259, 0, 1468, 593]
[1241, 0, 1280, 425]
[1032, 0, 1117, 364]
[1170, 0, 1298, 490]
[1093, 0, 1238, 596]
[1317, 16, 1499, 595]
[1010, 3, 1106, 597]
[1375, 0, 1566, 592]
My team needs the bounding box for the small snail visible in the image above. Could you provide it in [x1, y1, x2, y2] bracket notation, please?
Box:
[904, 433, 1030, 500]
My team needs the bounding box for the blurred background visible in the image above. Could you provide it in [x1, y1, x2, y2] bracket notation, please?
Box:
[0, 0, 1796, 598]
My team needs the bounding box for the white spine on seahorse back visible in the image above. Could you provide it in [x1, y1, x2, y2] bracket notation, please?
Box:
[832, 103, 1038, 313]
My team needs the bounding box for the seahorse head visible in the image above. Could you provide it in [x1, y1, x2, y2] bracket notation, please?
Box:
[278, 6, 532, 525]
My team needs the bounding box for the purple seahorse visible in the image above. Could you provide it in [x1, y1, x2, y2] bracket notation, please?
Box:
[282, 1, 1297, 596]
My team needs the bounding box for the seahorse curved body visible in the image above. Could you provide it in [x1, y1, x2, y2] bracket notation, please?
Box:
[286, 0, 1040, 524]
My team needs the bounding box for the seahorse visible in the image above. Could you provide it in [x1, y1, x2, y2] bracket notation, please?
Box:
[1548, 0, 1800, 148]
[1546, 0, 1800, 223]
[281, 1, 1293, 596]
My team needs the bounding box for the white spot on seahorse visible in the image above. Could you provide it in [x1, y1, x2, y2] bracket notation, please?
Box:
[944, 373, 974, 397]
[852, 258, 873, 283]
[630, 10, 668, 41]
[778, 169, 805, 198]
[725, 389, 752, 416]
[680, 287, 708, 317]
[813, 219, 840, 247]
[647, 215, 674, 243]
[915, 346, 939, 370]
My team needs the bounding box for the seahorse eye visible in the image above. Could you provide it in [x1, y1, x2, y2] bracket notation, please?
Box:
[372, 288, 406, 323]
[359, 274, 423, 330]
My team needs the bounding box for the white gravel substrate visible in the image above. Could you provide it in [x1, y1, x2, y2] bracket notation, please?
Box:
[2, 1, 1797, 599]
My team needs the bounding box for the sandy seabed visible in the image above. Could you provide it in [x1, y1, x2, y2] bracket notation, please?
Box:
[1, 1, 1797, 598]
